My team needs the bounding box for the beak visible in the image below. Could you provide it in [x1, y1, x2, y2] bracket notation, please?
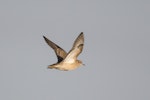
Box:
[82, 63, 85, 66]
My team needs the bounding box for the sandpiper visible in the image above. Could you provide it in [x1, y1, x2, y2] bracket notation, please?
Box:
[43, 32, 84, 71]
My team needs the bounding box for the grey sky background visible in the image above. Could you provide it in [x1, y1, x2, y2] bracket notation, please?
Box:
[0, 0, 150, 100]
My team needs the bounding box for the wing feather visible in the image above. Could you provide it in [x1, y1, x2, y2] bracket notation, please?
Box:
[43, 36, 67, 63]
[64, 32, 84, 63]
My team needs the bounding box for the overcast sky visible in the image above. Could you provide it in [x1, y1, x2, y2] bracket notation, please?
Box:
[0, 0, 150, 100]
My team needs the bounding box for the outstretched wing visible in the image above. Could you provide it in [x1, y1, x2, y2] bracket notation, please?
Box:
[43, 36, 67, 63]
[64, 32, 84, 63]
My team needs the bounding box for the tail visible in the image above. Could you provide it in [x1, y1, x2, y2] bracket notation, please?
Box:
[47, 65, 54, 69]
[47, 63, 58, 69]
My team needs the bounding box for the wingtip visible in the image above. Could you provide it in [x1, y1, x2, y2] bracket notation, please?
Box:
[43, 36, 48, 40]
[43, 35, 46, 38]
[79, 32, 84, 37]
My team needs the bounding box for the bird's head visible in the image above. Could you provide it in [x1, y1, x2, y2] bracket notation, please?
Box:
[77, 60, 85, 66]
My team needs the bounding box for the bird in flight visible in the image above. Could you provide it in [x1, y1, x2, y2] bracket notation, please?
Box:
[43, 32, 84, 71]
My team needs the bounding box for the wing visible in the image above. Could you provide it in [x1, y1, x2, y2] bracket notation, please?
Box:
[64, 32, 84, 63]
[43, 36, 67, 63]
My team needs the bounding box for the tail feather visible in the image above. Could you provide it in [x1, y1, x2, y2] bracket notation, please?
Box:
[47, 65, 54, 69]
